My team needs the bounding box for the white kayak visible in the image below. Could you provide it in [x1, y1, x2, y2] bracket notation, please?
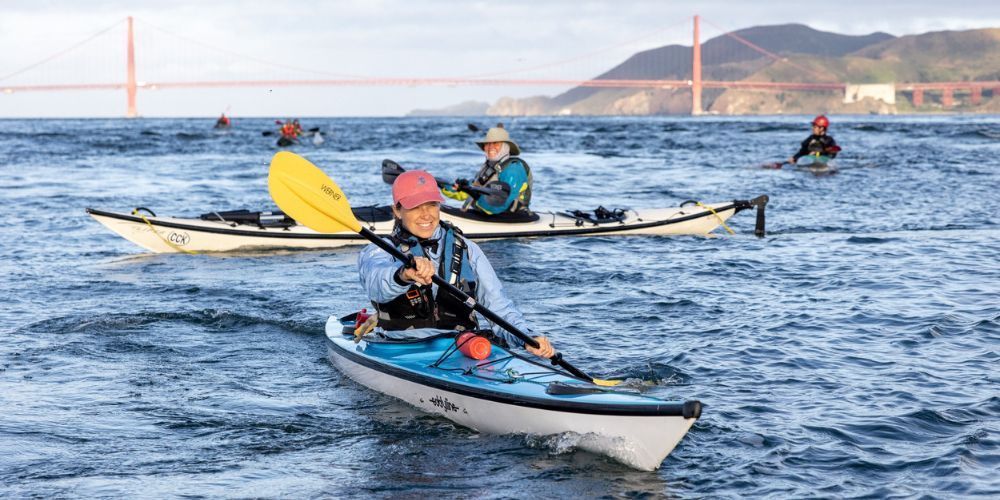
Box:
[325, 314, 701, 470]
[86, 196, 767, 253]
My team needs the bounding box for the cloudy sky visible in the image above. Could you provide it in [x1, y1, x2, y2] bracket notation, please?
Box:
[1, 0, 997, 117]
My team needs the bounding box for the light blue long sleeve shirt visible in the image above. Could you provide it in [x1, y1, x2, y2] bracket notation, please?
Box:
[357, 226, 533, 347]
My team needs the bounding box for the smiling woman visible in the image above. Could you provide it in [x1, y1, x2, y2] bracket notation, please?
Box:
[390, 170, 445, 239]
[393, 201, 441, 240]
[269, 153, 564, 362]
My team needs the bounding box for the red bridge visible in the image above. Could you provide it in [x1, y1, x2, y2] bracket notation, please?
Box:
[2, 16, 996, 116]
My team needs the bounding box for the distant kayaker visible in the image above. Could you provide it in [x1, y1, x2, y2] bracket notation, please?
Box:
[214, 113, 231, 129]
[788, 115, 839, 164]
[442, 127, 533, 215]
[358, 169, 555, 359]
[278, 120, 299, 140]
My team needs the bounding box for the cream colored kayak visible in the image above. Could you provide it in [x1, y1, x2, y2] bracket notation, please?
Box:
[86, 196, 767, 253]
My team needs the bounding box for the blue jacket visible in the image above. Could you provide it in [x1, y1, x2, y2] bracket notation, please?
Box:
[474, 157, 532, 214]
[357, 225, 533, 347]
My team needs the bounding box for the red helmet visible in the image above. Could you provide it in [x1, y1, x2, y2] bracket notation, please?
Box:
[812, 115, 830, 128]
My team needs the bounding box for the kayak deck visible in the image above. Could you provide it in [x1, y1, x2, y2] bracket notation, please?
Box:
[333, 330, 693, 416]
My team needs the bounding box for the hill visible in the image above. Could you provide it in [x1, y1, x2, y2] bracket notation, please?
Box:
[413, 24, 1000, 116]
[708, 28, 1000, 115]
[549, 23, 893, 110]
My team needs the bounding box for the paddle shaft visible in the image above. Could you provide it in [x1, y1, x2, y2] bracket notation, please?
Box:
[357, 226, 593, 381]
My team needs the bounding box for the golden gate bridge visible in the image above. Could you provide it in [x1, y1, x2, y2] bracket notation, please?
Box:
[2, 15, 996, 117]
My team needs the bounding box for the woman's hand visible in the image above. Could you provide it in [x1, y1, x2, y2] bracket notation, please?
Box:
[526, 336, 555, 359]
[400, 257, 435, 285]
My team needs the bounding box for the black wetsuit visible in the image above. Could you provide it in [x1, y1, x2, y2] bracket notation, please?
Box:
[793, 134, 838, 161]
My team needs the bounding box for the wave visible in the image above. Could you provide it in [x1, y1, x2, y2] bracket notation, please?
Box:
[852, 124, 884, 132]
[950, 129, 1000, 140]
[846, 236, 901, 244]
[175, 132, 207, 141]
[17, 309, 319, 337]
[744, 125, 798, 133]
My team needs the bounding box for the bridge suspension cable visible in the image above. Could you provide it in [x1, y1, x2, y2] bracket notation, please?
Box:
[0, 17, 125, 83]
[455, 16, 691, 80]
[133, 18, 368, 79]
[701, 17, 833, 81]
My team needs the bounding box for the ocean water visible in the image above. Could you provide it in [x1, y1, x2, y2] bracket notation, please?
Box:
[1, 115, 998, 498]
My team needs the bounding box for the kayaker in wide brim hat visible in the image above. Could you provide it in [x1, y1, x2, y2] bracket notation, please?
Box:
[475, 127, 521, 156]
[442, 127, 533, 215]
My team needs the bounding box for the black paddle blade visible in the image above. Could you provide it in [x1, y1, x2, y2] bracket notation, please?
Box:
[467, 123, 479, 132]
[262, 131, 274, 136]
[308, 127, 320, 132]
[381, 159, 452, 189]
[545, 381, 639, 396]
[381, 159, 405, 184]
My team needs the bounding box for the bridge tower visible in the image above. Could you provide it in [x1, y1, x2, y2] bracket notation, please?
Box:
[691, 15, 703, 115]
[941, 88, 954, 107]
[970, 86, 982, 105]
[126, 16, 137, 118]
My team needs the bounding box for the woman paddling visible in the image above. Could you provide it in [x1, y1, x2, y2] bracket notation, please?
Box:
[358, 169, 555, 359]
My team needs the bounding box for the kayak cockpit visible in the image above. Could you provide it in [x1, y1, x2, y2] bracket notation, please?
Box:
[441, 204, 540, 223]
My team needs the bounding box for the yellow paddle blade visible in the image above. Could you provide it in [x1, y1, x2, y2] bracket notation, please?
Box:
[591, 378, 623, 387]
[268, 151, 362, 234]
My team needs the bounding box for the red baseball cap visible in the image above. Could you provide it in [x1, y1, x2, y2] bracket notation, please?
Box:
[392, 170, 444, 209]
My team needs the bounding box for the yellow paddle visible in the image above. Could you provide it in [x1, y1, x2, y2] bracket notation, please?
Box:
[268, 151, 621, 387]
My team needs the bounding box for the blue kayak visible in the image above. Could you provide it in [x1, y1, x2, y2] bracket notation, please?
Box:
[325, 313, 701, 470]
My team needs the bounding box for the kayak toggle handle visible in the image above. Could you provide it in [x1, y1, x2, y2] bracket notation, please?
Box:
[683, 401, 702, 419]
[132, 206, 157, 217]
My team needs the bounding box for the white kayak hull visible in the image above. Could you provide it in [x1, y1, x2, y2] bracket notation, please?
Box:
[324, 317, 699, 470]
[87, 196, 767, 253]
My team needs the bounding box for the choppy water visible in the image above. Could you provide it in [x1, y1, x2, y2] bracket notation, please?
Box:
[1, 116, 998, 498]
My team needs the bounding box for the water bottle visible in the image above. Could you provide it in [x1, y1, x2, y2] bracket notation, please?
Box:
[456, 332, 491, 360]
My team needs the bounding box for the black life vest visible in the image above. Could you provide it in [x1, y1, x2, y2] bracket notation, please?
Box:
[374, 222, 479, 331]
[806, 135, 837, 156]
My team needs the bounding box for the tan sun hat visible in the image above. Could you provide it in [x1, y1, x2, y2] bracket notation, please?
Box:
[475, 127, 521, 156]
